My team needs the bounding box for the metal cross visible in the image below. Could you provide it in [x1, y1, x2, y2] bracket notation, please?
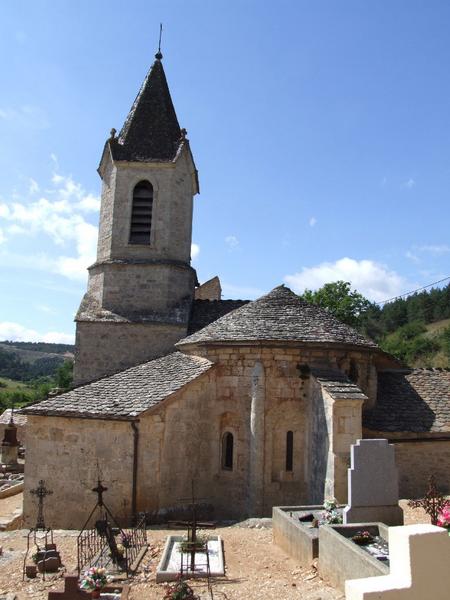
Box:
[30, 480, 53, 529]
[408, 474, 450, 525]
[155, 23, 163, 60]
[92, 479, 108, 507]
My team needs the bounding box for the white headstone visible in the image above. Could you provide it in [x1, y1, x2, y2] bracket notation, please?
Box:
[345, 524, 450, 600]
[344, 439, 403, 525]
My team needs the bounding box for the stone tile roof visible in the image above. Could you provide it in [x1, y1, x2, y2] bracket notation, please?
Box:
[0, 409, 27, 426]
[20, 352, 212, 420]
[310, 368, 368, 401]
[188, 299, 250, 335]
[178, 285, 377, 348]
[364, 369, 450, 433]
[110, 57, 182, 162]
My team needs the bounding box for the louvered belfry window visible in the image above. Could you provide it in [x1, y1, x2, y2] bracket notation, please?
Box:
[129, 181, 153, 244]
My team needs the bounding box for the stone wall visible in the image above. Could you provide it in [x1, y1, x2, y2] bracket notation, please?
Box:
[393, 440, 450, 498]
[23, 416, 134, 529]
[29, 343, 380, 527]
[74, 321, 187, 385]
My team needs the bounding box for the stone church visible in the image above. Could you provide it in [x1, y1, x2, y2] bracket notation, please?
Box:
[22, 53, 450, 528]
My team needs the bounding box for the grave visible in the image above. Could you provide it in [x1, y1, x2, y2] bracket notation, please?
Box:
[345, 524, 450, 599]
[156, 480, 224, 584]
[156, 534, 225, 583]
[47, 575, 129, 600]
[344, 439, 403, 526]
[318, 523, 389, 591]
[0, 413, 19, 471]
[273, 505, 328, 566]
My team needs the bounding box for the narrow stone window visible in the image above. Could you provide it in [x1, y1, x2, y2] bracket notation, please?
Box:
[286, 431, 294, 472]
[129, 180, 153, 244]
[348, 360, 359, 384]
[222, 432, 234, 470]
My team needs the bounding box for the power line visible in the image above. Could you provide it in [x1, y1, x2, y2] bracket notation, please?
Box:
[376, 275, 450, 306]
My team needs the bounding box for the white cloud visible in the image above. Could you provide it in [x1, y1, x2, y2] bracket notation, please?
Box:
[284, 257, 411, 302]
[0, 228, 5, 244]
[309, 217, 317, 227]
[225, 235, 239, 250]
[0, 167, 100, 281]
[402, 178, 416, 189]
[0, 321, 74, 344]
[417, 244, 450, 255]
[191, 243, 200, 260]
[29, 178, 39, 194]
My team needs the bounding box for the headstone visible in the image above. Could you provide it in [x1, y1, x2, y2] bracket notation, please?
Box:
[37, 556, 61, 573]
[345, 524, 450, 599]
[343, 439, 403, 526]
[0, 421, 19, 468]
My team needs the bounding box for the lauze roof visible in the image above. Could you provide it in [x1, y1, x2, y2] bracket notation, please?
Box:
[21, 352, 212, 420]
[364, 368, 450, 433]
[178, 285, 377, 348]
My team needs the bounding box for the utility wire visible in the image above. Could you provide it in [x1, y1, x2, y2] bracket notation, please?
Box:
[376, 275, 450, 306]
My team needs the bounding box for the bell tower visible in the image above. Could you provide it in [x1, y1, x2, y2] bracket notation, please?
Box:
[73, 52, 199, 385]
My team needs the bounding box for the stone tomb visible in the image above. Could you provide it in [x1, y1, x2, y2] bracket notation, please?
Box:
[345, 524, 450, 599]
[344, 439, 403, 526]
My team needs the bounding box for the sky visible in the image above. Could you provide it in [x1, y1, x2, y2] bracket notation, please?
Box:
[1, 0, 450, 344]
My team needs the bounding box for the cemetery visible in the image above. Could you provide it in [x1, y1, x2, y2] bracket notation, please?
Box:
[0, 434, 449, 598]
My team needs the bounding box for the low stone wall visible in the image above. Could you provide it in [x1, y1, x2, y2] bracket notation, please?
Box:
[272, 506, 322, 566]
[394, 440, 450, 498]
[318, 523, 389, 592]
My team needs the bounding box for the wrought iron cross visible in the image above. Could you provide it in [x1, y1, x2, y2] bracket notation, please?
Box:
[30, 479, 53, 529]
[92, 479, 108, 507]
[408, 474, 450, 525]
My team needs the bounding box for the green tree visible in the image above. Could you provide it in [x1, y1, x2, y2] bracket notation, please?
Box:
[55, 360, 73, 390]
[300, 281, 373, 329]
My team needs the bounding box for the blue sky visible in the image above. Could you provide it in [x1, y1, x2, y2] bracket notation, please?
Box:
[1, 0, 449, 343]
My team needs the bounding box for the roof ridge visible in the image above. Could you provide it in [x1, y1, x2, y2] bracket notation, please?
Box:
[179, 284, 377, 349]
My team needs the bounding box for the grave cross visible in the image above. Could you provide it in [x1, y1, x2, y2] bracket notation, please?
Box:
[92, 479, 108, 507]
[408, 474, 450, 525]
[177, 480, 210, 573]
[30, 479, 53, 529]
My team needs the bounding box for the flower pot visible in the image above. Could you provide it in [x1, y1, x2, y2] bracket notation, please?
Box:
[25, 564, 37, 578]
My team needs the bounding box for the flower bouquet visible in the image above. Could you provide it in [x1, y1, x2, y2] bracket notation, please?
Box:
[80, 567, 109, 598]
[437, 506, 450, 534]
[319, 498, 343, 525]
[351, 530, 374, 546]
[163, 575, 199, 600]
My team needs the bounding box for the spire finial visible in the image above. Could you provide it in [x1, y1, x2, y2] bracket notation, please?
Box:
[155, 23, 163, 60]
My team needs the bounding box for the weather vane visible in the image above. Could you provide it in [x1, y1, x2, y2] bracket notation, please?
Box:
[155, 23, 163, 60]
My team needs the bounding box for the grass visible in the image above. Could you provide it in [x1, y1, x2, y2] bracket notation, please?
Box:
[0, 377, 31, 392]
[425, 318, 450, 335]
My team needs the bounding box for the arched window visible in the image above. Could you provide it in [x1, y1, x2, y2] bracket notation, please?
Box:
[129, 181, 153, 244]
[285, 431, 294, 472]
[221, 432, 234, 470]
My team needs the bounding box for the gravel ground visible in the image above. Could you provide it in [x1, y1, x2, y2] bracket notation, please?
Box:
[0, 497, 435, 600]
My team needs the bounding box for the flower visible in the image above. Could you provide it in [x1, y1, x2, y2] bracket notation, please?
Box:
[437, 506, 450, 528]
[80, 567, 109, 592]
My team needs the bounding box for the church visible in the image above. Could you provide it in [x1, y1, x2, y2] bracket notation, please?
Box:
[22, 52, 450, 529]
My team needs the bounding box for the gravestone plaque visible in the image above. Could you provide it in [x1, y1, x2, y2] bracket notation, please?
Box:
[344, 438, 403, 525]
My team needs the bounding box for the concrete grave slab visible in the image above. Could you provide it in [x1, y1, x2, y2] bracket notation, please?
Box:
[156, 535, 224, 583]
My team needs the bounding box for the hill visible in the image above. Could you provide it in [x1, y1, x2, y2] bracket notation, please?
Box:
[0, 340, 74, 381]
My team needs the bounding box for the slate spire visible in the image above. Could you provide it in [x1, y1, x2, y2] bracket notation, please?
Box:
[111, 54, 182, 161]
